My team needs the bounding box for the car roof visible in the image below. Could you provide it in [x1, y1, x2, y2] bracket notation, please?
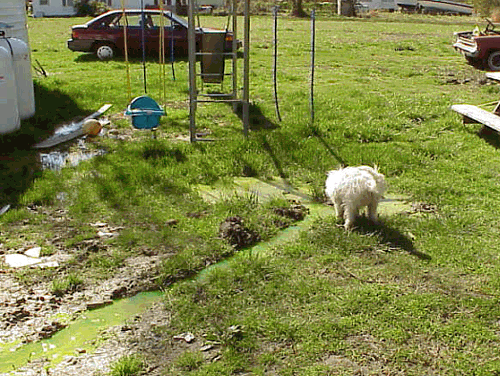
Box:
[88, 9, 188, 28]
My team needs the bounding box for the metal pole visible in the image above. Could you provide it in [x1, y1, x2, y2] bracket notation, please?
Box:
[140, 0, 147, 94]
[232, 0, 238, 106]
[242, 0, 250, 137]
[310, 9, 315, 126]
[273, 6, 281, 122]
[170, 14, 176, 81]
[159, 0, 165, 102]
[188, 0, 197, 142]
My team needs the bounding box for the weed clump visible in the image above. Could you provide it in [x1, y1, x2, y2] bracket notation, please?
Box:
[51, 274, 83, 297]
[109, 355, 145, 376]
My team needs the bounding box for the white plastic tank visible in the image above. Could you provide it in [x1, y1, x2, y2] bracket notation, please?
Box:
[0, 44, 20, 134]
[0, 37, 36, 120]
[0, 0, 30, 44]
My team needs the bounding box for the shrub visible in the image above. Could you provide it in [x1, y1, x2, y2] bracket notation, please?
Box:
[73, 0, 110, 16]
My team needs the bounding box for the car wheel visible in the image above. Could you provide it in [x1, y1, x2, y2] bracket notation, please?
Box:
[487, 51, 500, 71]
[95, 43, 115, 60]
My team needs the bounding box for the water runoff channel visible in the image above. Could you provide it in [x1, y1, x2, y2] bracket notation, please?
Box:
[0, 177, 411, 374]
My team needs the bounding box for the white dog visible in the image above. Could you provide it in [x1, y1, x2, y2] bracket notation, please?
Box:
[325, 166, 386, 230]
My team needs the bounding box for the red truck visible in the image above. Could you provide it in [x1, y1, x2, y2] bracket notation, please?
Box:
[453, 19, 500, 71]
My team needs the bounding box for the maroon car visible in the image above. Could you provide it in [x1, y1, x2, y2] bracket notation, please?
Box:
[67, 9, 240, 60]
[453, 19, 500, 71]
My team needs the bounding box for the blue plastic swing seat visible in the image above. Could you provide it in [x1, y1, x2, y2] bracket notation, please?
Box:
[125, 95, 165, 130]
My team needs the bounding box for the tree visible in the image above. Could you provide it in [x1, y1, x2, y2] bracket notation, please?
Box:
[290, 0, 308, 17]
[73, 0, 109, 16]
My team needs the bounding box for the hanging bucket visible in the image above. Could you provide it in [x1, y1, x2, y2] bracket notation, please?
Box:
[200, 30, 226, 84]
[125, 96, 165, 130]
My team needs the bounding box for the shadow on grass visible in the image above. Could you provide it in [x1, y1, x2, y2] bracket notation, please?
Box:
[230, 102, 279, 131]
[142, 143, 186, 162]
[0, 82, 88, 207]
[477, 125, 500, 148]
[74, 52, 189, 64]
[74, 50, 243, 64]
[311, 126, 346, 168]
[259, 133, 287, 179]
[354, 216, 431, 260]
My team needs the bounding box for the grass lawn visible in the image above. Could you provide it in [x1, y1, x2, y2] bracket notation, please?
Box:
[2, 10, 500, 375]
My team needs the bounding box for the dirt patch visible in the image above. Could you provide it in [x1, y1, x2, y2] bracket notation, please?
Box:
[408, 202, 438, 215]
[219, 216, 261, 248]
[273, 200, 309, 221]
[439, 70, 489, 86]
[5, 298, 224, 376]
[0, 252, 162, 348]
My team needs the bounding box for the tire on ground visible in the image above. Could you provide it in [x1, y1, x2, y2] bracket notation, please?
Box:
[487, 50, 500, 71]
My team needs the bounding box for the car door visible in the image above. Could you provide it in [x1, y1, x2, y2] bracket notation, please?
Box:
[87, 14, 122, 47]
[146, 12, 189, 58]
[124, 13, 147, 56]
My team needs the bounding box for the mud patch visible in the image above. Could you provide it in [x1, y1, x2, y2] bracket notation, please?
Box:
[440, 70, 488, 86]
[273, 200, 309, 221]
[0, 252, 164, 374]
[219, 216, 261, 248]
[408, 202, 438, 215]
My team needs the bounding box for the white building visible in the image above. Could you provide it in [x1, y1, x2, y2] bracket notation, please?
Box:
[32, 0, 176, 18]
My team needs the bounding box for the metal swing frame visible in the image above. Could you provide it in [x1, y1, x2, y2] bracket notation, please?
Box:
[187, 0, 250, 142]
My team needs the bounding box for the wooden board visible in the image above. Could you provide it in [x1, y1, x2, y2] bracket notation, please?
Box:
[33, 104, 112, 149]
[486, 72, 500, 81]
[451, 104, 500, 132]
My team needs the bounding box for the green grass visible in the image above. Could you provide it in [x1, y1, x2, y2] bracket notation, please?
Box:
[51, 273, 84, 296]
[2, 10, 500, 375]
[108, 355, 145, 376]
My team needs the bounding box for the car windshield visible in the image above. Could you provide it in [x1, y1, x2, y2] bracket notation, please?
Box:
[88, 10, 189, 29]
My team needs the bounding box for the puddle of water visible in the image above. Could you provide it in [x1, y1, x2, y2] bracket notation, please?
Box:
[0, 291, 163, 374]
[379, 195, 413, 216]
[196, 177, 312, 204]
[197, 177, 412, 216]
[39, 147, 105, 171]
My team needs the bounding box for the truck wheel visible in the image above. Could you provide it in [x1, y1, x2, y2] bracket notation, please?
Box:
[487, 51, 500, 71]
[95, 43, 115, 60]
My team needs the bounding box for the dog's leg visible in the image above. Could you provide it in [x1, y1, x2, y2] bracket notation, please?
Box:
[344, 207, 357, 230]
[367, 201, 379, 223]
[333, 199, 344, 220]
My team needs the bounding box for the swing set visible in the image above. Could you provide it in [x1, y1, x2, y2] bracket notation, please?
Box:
[117, 0, 250, 142]
[120, 0, 168, 134]
[119, 0, 317, 140]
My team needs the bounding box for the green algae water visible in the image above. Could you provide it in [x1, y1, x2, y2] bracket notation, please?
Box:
[0, 175, 410, 373]
[0, 291, 163, 374]
[0, 207, 330, 374]
[197, 203, 335, 282]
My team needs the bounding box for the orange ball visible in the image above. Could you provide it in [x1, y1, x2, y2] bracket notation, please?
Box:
[82, 119, 102, 136]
